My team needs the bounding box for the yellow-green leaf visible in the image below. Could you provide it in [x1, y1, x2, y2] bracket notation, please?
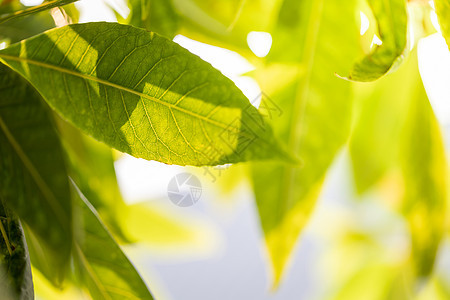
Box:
[0, 22, 292, 166]
[435, 0, 450, 50]
[72, 184, 154, 300]
[251, 0, 360, 286]
[399, 60, 446, 277]
[345, 0, 408, 81]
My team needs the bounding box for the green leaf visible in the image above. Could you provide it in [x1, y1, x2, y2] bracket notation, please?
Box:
[251, 0, 361, 286]
[0, 0, 79, 24]
[0, 1, 55, 44]
[333, 264, 410, 300]
[0, 22, 293, 166]
[349, 50, 420, 193]
[0, 65, 72, 284]
[56, 117, 205, 248]
[72, 183, 154, 300]
[344, 0, 408, 81]
[0, 200, 34, 300]
[174, 0, 279, 55]
[399, 56, 446, 277]
[124, 0, 179, 38]
[55, 117, 130, 242]
[350, 51, 446, 280]
[435, 0, 450, 50]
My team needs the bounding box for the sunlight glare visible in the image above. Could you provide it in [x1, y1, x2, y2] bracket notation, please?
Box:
[418, 33, 450, 125]
[20, 0, 43, 5]
[247, 31, 272, 58]
[370, 34, 383, 48]
[430, 10, 441, 33]
[360, 11, 370, 35]
[174, 35, 261, 104]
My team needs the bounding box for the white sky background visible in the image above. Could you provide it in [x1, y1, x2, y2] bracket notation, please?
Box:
[19, 0, 450, 299]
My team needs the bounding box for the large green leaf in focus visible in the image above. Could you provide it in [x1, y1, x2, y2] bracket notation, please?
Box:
[0, 22, 292, 166]
[72, 184, 154, 300]
[0, 65, 72, 284]
[435, 0, 450, 50]
[0, 200, 33, 300]
[251, 0, 360, 286]
[345, 0, 408, 81]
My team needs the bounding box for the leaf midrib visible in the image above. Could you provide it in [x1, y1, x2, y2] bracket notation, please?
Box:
[281, 0, 324, 211]
[0, 115, 68, 228]
[75, 243, 112, 300]
[0, 54, 244, 135]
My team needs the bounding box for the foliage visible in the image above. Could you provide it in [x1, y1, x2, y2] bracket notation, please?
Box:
[0, 0, 449, 299]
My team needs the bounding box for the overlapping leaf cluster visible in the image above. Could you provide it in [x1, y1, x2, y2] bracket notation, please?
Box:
[0, 0, 450, 299]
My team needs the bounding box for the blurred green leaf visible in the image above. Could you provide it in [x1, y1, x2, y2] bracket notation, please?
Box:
[174, 0, 279, 56]
[72, 184, 154, 300]
[251, 0, 360, 286]
[0, 1, 55, 43]
[60, 3, 79, 24]
[0, 64, 72, 284]
[57, 117, 206, 249]
[349, 51, 419, 193]
[351, 50, 446, 286]
[0, 0, 79, 24]
[0, 22, 293, 166]
[123, 0, 179, 38]
[416, 276, 450, 300]
[55, 117, 130, 242]
[435, 0, 450, 50]
[32, 267, 87, 300]
[399, 56, 446, 277]
[0, 200, 33, 300]
[344, 0, 408, 81]
[122, 202, 198, 245]
[333, 264, 411, 300]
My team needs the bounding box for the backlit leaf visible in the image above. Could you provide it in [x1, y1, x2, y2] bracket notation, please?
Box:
[399, 56, 446, 277]
[124, 0, 179, 38]
[0, 1, 55, 44]
[72, 183, 154, 300]
[251, 0, 360, 286]
[0, 22, 293, 166]
[345, 0, 408, 81]
[349, 50, 419, 193]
